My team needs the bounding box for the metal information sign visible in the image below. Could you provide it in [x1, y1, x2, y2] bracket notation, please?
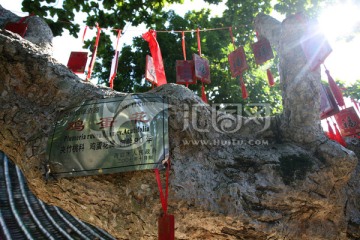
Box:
[47, 94, 169, 178]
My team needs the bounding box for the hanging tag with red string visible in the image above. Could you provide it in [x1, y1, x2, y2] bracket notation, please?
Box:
[333, 107, 360, 137]
[193, 28, 210, 103]
[176, 31, 196, 86]
[67, 52, 88, 74]
[86, 23, 101, 81]
[228, 45, 249, 99]
[67, 26, 89, 74]
[176, 60, 196, 86]
[252, 33, 275, 86]
[320, 84, 339, 119]
[155, 161, 174, 240]
[109, 29, 122, 89]
[193, 53, 210, 103]
[323, 65, 345, 107]
[5, 15, 30, 38]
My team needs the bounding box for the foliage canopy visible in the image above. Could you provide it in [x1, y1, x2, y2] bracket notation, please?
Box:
[21, 0, 359, 113]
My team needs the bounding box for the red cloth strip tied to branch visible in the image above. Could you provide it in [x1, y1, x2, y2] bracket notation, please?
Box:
[109, 29, 122, 89]
[86, 23, 101, 81]
[142, 30, 167, 86]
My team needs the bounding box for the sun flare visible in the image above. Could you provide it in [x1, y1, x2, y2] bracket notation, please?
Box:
[318, 2, 360, 42]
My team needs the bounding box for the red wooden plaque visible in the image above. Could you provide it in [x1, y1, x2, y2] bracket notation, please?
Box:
[176, 60, 196, 85]
[5, 22, 28, 38]
[252, 38, 274, 65]
[145, 55, 158, 85]
[334, 107, 360, 136]
[193, 54, 211, 84]
[67, 52, 88, 74]
[228, 46, 248, 78]
[158, 214, 175, 240]
[301, 23, 332, 70]
[320, 84, 339, 119]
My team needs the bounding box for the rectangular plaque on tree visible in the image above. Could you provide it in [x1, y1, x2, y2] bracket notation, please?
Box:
[47, 94, 169, 177]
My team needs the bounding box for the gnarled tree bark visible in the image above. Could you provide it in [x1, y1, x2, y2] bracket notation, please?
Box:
[0, 6, 359, 239]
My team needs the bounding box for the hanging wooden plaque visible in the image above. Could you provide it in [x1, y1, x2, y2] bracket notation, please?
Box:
[228, 46, 248, 78]
[193, 54, 211, 84]
[176, 60, 196, 85]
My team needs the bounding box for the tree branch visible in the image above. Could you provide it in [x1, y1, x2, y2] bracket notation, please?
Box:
[0, 9, 358, 239]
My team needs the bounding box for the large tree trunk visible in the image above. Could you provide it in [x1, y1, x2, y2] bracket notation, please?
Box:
[0, 7, 359, 239]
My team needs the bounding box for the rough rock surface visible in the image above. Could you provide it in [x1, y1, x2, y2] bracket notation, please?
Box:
[0, 4, 53, 54]
[345, 137, 360, 239]
[0, 6, 359, 240]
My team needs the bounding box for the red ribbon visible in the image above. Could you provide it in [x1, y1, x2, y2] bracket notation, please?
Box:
[142, 29, 167, 86]
[154, 163, 170, 214]
[197, 28, 202, 57]
[82, 26, 88, 43]
[182, 31, 186, 60]
[181, 31, 190, 88]
[229, 27, 236, 50]
[109, 29, 122, 89]
[326, 119, 335, 140]
[239, 75, 248, 99]
[201, 83, 208, 103]
[86, 23, 101, 81]
[333, 122, 347, 147]
[267, 69, 275, 86]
